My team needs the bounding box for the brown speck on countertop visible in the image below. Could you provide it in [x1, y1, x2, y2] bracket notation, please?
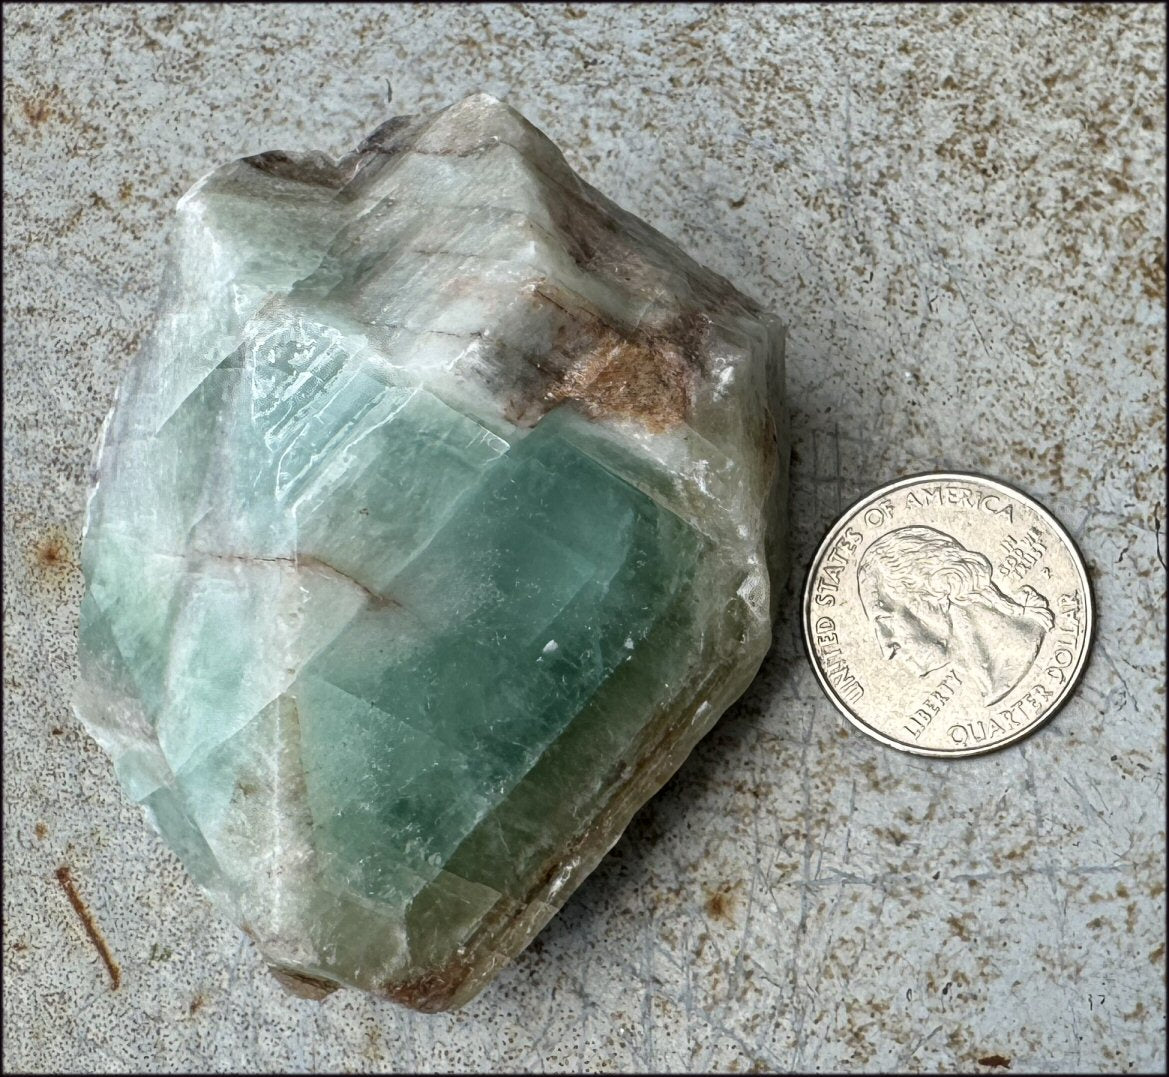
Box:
[21, 97, 52, 126]
[704, 883, 740, 924]
[946, 914, 974, 942]
[31, 533, 70, 570]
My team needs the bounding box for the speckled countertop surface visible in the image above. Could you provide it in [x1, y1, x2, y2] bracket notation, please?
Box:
[3, 4, 1165, 1072]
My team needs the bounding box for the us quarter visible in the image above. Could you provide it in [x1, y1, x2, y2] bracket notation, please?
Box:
[803, 473, 1093, 758]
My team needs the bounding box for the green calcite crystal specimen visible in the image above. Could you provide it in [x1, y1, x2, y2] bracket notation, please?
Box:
[75, 95, 789, 1010]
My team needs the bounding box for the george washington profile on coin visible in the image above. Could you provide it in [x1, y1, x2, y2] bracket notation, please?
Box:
[857, 525, 1055, 705]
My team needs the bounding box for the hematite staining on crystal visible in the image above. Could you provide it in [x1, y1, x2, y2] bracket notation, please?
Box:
[75, 94, 789, 1011]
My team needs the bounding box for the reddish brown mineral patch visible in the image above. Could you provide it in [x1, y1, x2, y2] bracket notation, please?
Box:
[269, 965, 340, 1000]
[244, 150, 356, 190]
[526, 284, 708, 433]
[546, 328, 694, 433]
[381, 964, 470, 1013]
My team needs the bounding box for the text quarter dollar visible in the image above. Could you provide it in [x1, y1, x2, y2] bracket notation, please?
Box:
[803, 473, 1093, 758]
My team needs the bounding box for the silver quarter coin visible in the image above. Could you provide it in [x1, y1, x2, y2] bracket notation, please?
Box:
[803, 473, 1093, 757]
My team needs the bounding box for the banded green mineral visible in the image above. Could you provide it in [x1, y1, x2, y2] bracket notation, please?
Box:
[75, 94, 789, 1010]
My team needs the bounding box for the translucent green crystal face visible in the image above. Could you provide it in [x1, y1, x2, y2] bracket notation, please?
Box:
[75, 94, 787, 1010]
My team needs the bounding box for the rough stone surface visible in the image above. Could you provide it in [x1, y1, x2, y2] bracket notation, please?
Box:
[3, 2, 1164, 1071]
[73, 92, 788, 1011]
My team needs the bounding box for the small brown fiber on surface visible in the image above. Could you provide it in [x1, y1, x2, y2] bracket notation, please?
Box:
[55, 866, 121, 990]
